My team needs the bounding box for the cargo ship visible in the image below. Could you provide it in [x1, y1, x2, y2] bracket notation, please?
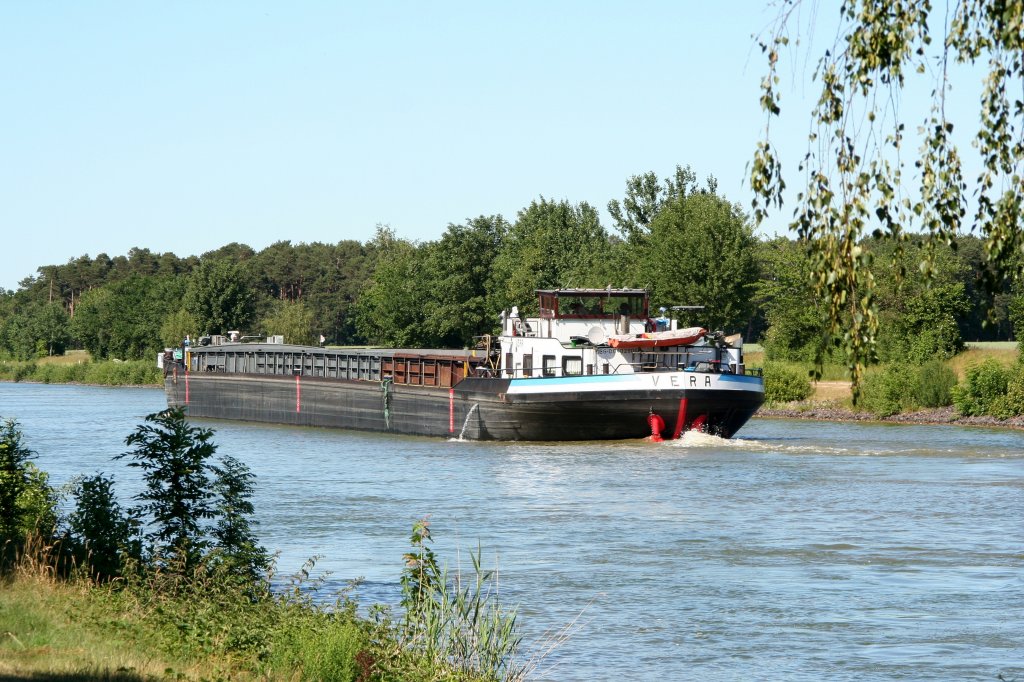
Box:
[163, 288, 764, 441]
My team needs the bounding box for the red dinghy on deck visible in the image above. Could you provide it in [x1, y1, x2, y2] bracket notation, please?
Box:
[608, 326, 707, 349]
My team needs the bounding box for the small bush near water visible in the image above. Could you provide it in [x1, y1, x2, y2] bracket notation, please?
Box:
[953, 359, 1011, 417]
[914, 360, 958, 408]
[860, 365, 917, 417]
[762, 362, 813, 404]
[952, 358, 1024, 419]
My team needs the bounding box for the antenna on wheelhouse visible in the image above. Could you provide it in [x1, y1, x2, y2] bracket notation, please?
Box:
[669, 304, 705, 327]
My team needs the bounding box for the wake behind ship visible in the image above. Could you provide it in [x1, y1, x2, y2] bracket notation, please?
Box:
[163, 289, 764, 441]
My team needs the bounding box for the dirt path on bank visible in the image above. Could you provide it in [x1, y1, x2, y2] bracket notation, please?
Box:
[811, 380, 851, 402]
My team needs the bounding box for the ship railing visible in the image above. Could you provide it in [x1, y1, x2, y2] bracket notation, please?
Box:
[491, 361, 765, 379]
[184, 347, 489, 387]
[615, 360, 761, 377]
[612, 362, 674, 374]
[494, 366, 601, 379]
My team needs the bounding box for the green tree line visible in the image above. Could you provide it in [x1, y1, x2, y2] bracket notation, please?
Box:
[1, 165, 1021, 364]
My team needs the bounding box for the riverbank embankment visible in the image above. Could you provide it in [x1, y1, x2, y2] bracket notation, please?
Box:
[759, 403, 1024, 430]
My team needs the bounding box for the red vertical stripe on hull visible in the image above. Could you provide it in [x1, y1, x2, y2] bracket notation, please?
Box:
[672, 397, 688, 439]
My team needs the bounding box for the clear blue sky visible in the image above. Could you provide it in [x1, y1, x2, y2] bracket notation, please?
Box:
[0, 2, 977, 291]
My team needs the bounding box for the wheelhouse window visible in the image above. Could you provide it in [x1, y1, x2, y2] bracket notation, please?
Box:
[536, 289, 650, 320]
[604, 295, 646, 318]
[539, 293, 558, 319]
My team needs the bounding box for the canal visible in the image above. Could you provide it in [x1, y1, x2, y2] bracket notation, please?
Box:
[2, 382, 1021, 681]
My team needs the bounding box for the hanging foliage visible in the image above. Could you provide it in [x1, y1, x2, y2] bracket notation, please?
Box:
[752, 0, 1024, 397]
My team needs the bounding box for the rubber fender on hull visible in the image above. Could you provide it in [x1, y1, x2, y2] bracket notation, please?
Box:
[648, 412, 666, 442]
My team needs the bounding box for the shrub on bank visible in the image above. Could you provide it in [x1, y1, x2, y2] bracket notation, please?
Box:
[913, 360, 958, 408]
[12, 362, 37, 382]
[762, 362, 813, 404]
[0, 418, 60, 568]
[860, 361, 958, 418]
[952, 359, 1010, 417]
[0, 358, 160, 386]
[860, 365, 916, 417]
[83, 360, 161, 385]
[31, 363, 89, 384]
[986, 363, 1024, 419]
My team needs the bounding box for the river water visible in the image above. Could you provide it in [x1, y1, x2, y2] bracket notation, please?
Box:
[2, 383, 1021, 681]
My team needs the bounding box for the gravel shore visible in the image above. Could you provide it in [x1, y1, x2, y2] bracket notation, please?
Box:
[757, 403, 1024, 430]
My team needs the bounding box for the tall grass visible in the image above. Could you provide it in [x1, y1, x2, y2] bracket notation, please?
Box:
[744, 353, 850, 382]
[948, 345, 1017, 380]
[399, 546, 523, 681]
[0, 359, 160, 386]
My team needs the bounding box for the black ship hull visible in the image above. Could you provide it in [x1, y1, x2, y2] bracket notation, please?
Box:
[165, 371, 763, 441]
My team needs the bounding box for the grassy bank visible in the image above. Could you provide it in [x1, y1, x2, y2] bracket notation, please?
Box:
[0, 541, 523, 682]
[1, 570, 208, 681]
[0, 410, 528, 682]
[749, 343, 1024, 421]
[0, 351, 160, 386]
[0, 562, 375, 681]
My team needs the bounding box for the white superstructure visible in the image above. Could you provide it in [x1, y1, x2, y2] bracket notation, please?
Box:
[495, 289, 745, 379]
